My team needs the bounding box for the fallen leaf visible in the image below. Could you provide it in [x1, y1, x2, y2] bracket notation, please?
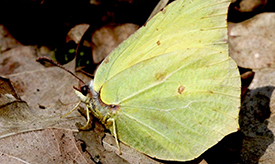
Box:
[233, 0, 268, 12]
[0, 45, 95, 163]
[229, 13, 275, 69]
[0, 128, 93, 164]
[91, 23, 139, 63]
[0, 45, 87, 133]
[0, 25, 21, 52]
[66, 24, 90, 44]
[243, 68, 275, 164]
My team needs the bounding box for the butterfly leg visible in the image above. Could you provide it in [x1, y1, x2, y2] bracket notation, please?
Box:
[79, 105, 91, 130]
[60, 101, 81, 118]
[107, 118, 121, 154]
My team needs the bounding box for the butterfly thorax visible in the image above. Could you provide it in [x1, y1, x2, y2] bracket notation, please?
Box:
[76, 80, 118, 128]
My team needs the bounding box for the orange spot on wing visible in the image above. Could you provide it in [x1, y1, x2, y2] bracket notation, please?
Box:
[155, 72, 166, 81]
[178, 85, 185, 94]
[157, 40, 161, 45]
[161, 8, 166, 14]
[104, 57, 109, 64]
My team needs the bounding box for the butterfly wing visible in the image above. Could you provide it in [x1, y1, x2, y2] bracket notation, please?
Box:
[94, 0, 240, 161]
[94, 0, 231, 92]
[102, 48, 240, 160]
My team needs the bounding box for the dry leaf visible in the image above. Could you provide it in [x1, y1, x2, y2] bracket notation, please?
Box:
[233, 0, 268, 12]
[229, 12, 275, 163]
[0, 25, 21, 52]
[229, 13, 275, 69]
[0, 128, 93, 164]
[66, 24, 90, 44]
[199, 159, 208, 164]
[243, 68, 275, 164]
[91, 23, 139, 63]
[0, 45, 86, 135]
[0, 45, 95, 163]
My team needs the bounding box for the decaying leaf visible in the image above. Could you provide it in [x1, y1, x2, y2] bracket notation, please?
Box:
[229, 13, 275, 69]
[91, 23, 139, 63]
[0, 128, 93, 164]
[0, 25, 21, 52]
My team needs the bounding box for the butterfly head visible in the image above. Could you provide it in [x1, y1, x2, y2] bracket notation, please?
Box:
[74, 80, 98, 104]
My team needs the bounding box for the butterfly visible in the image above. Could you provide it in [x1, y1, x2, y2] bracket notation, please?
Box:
[64, 0, 240, 161]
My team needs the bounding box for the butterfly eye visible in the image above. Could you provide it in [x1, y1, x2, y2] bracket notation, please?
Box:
[80, 85, 89, 96]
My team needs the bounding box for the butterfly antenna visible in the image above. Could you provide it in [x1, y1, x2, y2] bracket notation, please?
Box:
[36, 56, 85, 85]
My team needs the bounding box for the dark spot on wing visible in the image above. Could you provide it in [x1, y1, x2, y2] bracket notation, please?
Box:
[161, 8, 166, 14]
[104, 57, 109, 64]
[155, 72, 166, 81]
[178, 85, 185, 94]
[157, 40, 161, 45]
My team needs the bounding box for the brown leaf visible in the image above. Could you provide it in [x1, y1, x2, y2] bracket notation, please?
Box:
[66, 24, 90, 44]
[244, 68, 275, 164]
[233, 0, 268, 12]
[0, 45, 87, 133]
[229, 13, 275, 69]
[0, 128, 93, 164]
[0, 45, 93, 163]
[228, 11, 275, 164]
[0, 25, 21, 52]
[91, 23, 139, 63]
